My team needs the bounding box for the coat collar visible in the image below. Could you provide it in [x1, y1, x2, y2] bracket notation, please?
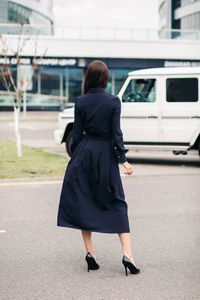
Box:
[87, 87, 106, 94]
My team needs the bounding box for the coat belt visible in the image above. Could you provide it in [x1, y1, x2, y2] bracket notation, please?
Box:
[84, 132, 111, 141]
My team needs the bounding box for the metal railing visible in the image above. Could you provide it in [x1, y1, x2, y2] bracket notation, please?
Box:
[0, 23, 200, 41]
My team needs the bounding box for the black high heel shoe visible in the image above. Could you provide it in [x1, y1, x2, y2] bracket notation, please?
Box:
[122, 255, 140, 276]
[85, 252, 99, 272]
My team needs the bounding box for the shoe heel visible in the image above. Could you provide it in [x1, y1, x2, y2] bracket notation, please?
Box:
[122, 255, 140, 275]
[124, 265, 128, 276]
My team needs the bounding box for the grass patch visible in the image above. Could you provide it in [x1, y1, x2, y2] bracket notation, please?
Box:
[0, 140, 68, 179]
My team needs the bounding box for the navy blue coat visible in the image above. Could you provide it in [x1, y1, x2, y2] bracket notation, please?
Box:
[57, 87, 130, 233]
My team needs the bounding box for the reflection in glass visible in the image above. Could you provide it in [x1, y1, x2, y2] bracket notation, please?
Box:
[105, 69, 133, 95]
[40, 68, 60, 95]
[63, 68, 83, 102]
[114, 69, 132, 95]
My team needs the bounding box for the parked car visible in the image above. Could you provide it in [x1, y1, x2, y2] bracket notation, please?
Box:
[54, 67, 200, 157]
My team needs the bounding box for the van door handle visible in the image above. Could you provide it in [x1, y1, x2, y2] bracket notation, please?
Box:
[148, 115, 158, 118]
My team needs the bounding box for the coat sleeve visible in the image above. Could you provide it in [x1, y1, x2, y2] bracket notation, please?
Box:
[70, 99, 84, 154]
[111, 96, 127, 163]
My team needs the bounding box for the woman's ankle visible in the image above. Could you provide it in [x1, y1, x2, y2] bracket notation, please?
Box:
[123, 252, 133, 258]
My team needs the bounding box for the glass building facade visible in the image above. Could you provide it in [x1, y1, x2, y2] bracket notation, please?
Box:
[1, 56, 200, 110]
[159, 0, 200, 39]
[181, 11, 200, 29]
[0, 0, 53, 35]
[0, 59, 137, 110]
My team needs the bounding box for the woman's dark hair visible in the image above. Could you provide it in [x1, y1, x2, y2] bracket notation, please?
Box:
[82, 60, 109, 95]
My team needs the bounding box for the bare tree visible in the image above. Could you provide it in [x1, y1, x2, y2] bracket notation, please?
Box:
[0, 23, 47, 157]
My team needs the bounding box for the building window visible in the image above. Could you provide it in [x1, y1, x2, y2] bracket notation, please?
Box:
[114, 69, 132, 95]
[174, 0, 181, 8]
[166, 78, 198, 102]
[63, 68, 83, 102]
[172, 19, 181, 38]
[0, 66, 17, 106]
[8, 1, 31, 24]
[0, 66, 17, 91]
[174, 19, 180, 29]
[181, 12, 200, 30]
[104, 69, 133, 95]
[122, 78, 156, 103]
[181, 0, 199, 7]
[7, 1, 53, 35]
[40, 68, 60, 95]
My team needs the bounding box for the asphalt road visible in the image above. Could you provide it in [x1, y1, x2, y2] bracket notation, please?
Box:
[1, 170, 200, 300]
[0, 112, 200, 299]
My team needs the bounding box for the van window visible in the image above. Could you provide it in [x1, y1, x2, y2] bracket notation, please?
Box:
[122, 79, 156, 103]
[166, 78, 198, 102]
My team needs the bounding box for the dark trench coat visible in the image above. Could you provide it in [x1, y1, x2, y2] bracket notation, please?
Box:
[57, 87, 130, 233]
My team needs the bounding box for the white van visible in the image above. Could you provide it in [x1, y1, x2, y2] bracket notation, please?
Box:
[54, 67, 200, 157]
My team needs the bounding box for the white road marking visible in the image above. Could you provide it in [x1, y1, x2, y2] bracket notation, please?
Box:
[0, 230, 7, 233]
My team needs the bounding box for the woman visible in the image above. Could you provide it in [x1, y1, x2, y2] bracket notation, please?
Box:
[57, 60, 140, 276]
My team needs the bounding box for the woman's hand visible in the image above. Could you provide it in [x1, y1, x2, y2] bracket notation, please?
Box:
[122, 161, 133, 175]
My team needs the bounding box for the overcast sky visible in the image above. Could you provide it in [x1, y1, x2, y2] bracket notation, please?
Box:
[53, 0, 159, 29]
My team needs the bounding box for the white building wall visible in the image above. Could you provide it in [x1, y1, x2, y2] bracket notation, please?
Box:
[159, 0, 172, 30]
[4, 34, 200, 61]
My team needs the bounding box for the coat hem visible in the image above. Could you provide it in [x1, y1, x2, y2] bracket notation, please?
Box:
[57, 222, 130, 234]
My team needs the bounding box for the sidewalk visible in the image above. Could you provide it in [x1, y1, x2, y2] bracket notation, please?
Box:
[0, 176, 63, 184]
[0, 111, 59, 121]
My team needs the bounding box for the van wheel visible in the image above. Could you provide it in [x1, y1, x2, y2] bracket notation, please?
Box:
[65, 131, 72, 157]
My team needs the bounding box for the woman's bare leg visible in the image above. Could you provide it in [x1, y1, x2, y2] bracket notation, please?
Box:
[81, 230, 97, 260]
[118, 232, 137, 266]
